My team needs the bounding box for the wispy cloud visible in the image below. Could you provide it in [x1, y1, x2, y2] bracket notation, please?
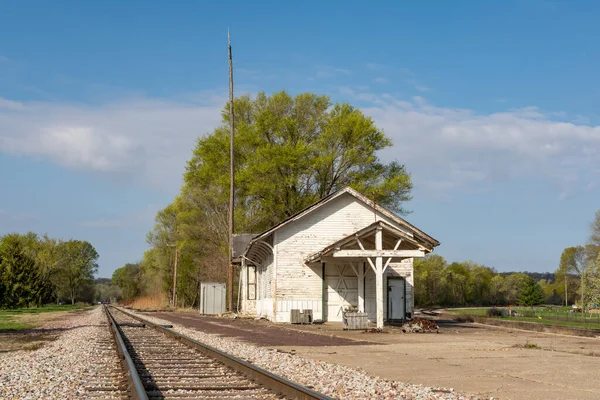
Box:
[314, 65, 351, 79]
[338, 88, 600, 199]
[365, 63, 429, 92]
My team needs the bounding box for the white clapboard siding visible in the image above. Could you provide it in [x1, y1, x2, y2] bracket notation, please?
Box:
[275, 193, 399, 304]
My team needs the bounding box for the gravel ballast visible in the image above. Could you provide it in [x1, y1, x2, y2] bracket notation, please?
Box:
[128, 309, 487, 400]
[0, 307, 125, 399]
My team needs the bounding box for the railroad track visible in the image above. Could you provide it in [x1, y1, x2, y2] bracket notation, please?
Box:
[104, 305, 331, 400]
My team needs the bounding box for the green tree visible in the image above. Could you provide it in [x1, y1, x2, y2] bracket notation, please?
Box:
[112, 263, 142, 301]
[0, 233, 38, 308]
[414, 255, 447, 306]
[502, 273, 529, 305]
[185, 90, 412, 232]
[517, 276, 545, 306]
[489, 275, 506, 305]
[559, 246, 593, 311]
[57, 240, 99, 305]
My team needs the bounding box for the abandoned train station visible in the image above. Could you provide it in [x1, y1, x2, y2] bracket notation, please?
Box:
[234, 187, 440, 328]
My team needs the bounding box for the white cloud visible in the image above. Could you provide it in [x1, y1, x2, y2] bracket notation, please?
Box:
[0, 93, 224, 190]
[339, 89, 600, 198]
[374, 77, 388, 84]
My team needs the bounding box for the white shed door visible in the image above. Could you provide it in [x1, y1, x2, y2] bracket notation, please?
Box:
[325, 264, 358, 322]
[387, 278, 405, 320]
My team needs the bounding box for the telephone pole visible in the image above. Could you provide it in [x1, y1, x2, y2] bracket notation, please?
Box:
[227, 30, 235, 312]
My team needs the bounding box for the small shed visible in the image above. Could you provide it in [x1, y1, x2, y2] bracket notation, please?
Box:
[199, 282, 226, 315]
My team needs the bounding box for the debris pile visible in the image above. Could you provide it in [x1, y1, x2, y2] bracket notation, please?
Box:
[402, 317, 439, 333]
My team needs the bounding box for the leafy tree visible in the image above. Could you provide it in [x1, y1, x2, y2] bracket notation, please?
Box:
[0, 234, 38, 308]
[517, 276, 545, 306]
[559, 246, 595, 311]
[112, 263, 142, 301]
[57, 240, 99, 305]
[489, 275, 506, 305]
[185, 90, 412, 232]
[414, 255, 447, 306]
[502, 273, 529, 305]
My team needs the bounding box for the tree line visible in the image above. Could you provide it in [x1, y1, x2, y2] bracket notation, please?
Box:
[415, 211, 600, 309]
[112, 91, 414, 306]
[415, 256, 549, 307]
[0, 232, 99, 308]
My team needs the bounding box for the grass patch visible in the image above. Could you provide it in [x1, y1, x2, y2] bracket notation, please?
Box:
[499, 316, 600, 329]
[0, 305, 84, 315]
[0, 304, 84, 332]
[0, 320, 34, 331]
[448, 307, 600, 329]
[448, 308, 489, 316]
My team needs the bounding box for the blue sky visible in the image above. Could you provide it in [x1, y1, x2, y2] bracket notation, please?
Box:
[1, 1, 599, 278]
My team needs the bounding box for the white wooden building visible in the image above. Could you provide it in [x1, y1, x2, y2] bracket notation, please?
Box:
[237, 187, 439, 328]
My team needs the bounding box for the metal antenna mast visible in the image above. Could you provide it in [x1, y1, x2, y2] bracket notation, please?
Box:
[227, 29, 235, 312]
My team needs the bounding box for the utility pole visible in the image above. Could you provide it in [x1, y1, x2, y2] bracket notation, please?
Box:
[173, 246, 178, 308]
[227, 29, 235, 312]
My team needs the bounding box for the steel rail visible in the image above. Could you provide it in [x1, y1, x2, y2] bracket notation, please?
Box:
[104, 305, 149, 400]
[110, 305, 333, 400]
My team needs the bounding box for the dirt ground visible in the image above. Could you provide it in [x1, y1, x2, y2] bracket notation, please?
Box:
[152, 311, 600, 400]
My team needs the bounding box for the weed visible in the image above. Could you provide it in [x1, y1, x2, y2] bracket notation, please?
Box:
[514, 341, 540, 349]
[23, 343, 44, 351]
[454, 315, 475, 323]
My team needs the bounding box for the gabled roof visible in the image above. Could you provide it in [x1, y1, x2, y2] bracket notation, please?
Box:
[242, 186, 440, 258]
[304, 219, 432, 264]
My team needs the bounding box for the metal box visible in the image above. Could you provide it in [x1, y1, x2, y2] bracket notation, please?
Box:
[343, 312, 369, 330]
[199, 282, 226, 315]
[290, 309, 313, 324]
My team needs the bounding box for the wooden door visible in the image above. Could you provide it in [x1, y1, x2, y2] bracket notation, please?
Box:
[325, 264, 358, 322]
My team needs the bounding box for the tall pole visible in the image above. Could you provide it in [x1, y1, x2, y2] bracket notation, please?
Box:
[172, 247, 178, 308]
[227, 30, 235, 312]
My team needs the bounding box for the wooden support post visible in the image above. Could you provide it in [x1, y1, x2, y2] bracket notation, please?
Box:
[358, 263, 365, 313]
[375, 227, 384, 329]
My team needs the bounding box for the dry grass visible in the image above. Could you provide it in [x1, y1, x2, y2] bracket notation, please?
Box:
[125, 295, 170, 310]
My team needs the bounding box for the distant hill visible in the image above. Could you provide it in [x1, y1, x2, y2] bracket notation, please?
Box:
[499, 271, 556, 283]
[95, 277, 112, 285]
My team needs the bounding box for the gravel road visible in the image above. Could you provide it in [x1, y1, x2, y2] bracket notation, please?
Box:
[0, 307, 124, 399]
